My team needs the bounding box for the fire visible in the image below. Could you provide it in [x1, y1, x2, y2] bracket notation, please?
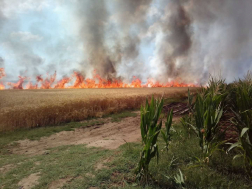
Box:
[0, 68, 6, 90]
[0, 68, 5, 79]
[8, 76, 26, 89]
[0, 67, 198, 90]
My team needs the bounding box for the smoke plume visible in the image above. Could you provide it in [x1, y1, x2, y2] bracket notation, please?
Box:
[1, 0, 252, 84]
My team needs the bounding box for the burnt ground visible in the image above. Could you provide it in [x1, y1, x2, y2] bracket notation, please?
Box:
[219, 111, 239, 142]
[163, 102, 239, 143]
[163, 102, 189, 116]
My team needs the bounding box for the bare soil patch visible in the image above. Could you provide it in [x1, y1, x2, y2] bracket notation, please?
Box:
[18, 172, 40, 189]
[95, 157, 114, 171]
[11, 112, 141, 156]
[48, 177, 72, 189]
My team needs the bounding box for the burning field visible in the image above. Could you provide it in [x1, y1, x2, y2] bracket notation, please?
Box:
[1, 76, 252, 189]
[1, 0, 252, 188]
[0, 67, 197, 90]
[0, 64, 198, 133]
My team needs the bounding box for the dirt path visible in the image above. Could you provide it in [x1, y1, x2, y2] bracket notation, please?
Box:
[11, 113, 142, 156]
[10, 108, 183, 156]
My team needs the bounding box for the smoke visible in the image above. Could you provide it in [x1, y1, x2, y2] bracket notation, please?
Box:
[146, 0, 252, 83]
[74, 0, 153, 78]
[187, 0, 252, 81]
[111, 0, 153, 80]
[1, 0, 252, 84]
[0, 57, 4, 67]
[0, 0, 83, 80]
[75, 0, 115, 77]
[0, 1, 6, 30]
[156, 0, 192, 79]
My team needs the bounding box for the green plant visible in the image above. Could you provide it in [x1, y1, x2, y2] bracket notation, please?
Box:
[228, 74, 252, 177]
[180, 89, 195, 138]
[164, 169, 186, 189]
[187, 88, 194, 110]
[135, 96, 163, 183]
[181, 114, 193, 138]
[161, 109, 173, 152]
[189, 78, 227, 158]
[174, 169, 186, 188]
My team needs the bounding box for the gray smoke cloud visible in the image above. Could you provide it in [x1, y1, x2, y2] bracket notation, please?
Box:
[1, 0, 252, 84]
[74, 0, 153, 79]
[187, 0, 252, 82]
[111, 0, 153, 80]
[0, 1, 6, 30]
[0, 57, 4, 67]
[75, 0, 115, 77]
[157, 0, 192, 79]
[146, 0, 252, 83]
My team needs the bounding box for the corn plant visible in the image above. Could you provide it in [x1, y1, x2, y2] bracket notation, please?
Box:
[187, 88, 194, 111]
[181, 89, 195, 137]
[135, 96, 163, 183]
[161, 109, 173, 151]
[227, 75, 252, 177]
[181, 115, 193, 138]
[189, 78, 227, 157]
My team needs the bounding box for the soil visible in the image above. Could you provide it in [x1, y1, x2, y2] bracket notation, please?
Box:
[163, 102, 189, 116]
[48, 177, 73, 189]
[219, 111, 239, 143]
[164, 102, 239, 143]
[18, 173, 40, 189]
[11, 112, 142, 156]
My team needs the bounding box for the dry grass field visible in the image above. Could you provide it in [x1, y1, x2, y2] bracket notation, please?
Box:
[0, 88, 197, 132]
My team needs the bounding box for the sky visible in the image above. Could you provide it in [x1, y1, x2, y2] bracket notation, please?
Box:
[0, 0, 252, 84]
[0, 1, 85, 81]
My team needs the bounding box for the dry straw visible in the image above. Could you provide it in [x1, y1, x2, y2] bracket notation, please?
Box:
[0, 88, 193, 132]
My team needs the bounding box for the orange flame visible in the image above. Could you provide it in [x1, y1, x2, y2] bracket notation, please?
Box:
[0, 67, 198, 90]
[0, 68, 5, 79]
[0, 68, 5, 90]
[8, 76, 26, 89]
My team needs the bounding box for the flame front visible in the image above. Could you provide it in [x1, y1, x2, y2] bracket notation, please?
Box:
[0, 68, 5, 89]
[0, 67, 197, 90]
